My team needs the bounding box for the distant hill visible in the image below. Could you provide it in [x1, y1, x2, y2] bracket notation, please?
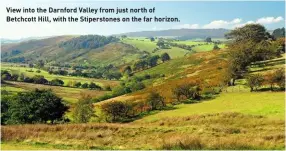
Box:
[1, 35, 145, 66]
[117, 28, 230, 40]
[1, 29, 231, 66]
[1, 37, 52, 44]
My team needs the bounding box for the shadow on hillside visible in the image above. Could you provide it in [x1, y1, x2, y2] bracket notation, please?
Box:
[249, 67, 279, 73]
[250, 58, 285, 68]
[121, 105, 178, 123]
[255, 87, 285, 92]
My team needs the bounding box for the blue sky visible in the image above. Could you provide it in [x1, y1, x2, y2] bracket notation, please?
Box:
[1, 0, 285, 39]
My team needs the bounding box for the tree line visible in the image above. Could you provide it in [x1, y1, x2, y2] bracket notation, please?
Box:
[1, 71, 102, 90]
[59, 35, 119, 50]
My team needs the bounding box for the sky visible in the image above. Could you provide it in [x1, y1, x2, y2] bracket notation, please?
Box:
[0, 0, 285, 39]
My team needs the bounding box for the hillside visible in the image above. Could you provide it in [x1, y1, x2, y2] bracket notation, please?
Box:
[1, 36, 143, 66]
[1, 25, 285, 150]
[1, 35, 222, 66]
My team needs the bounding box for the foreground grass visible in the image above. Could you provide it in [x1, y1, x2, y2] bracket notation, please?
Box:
[137, 92, 285, 123]
[1, 112, 284, 150]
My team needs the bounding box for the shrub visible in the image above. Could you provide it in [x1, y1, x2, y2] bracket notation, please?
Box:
[127, 81, 145, 92]
[81, 83, 89, 88]
[147, 92, 166, 110]
[2, 89, 68, 124]
[50, 78, 64, 86]
[112, 85, 131, 97]
[161, 52, 171, 62]
[246, 74, 264, 91]
[272, 68, 285, 90]
[72, 95, 95, 123]
[23, 77, 34, 83]
[32, 75, 48, 84]
[1, 72, 12, 81]
[75, 82, 82, 88]
[10, 74, 19, 81]
[173, 83, 201, 102]
[89, 82, 102, 90]
[101, 101, 132, 122]
[213, 44, 220, 50]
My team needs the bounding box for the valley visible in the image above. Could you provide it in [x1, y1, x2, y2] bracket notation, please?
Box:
[1, 26, 285, 150]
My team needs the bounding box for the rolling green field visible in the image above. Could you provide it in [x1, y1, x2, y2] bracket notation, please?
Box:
[1, 63, 120, 88]
[1, 81, 107, 104]
[137, 92, 285, 123]
[121, 38, 191, 58]
[174, 40, 226, 52]
[193, 44, 226, 52]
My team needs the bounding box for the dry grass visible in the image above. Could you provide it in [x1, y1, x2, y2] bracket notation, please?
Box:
[2, 112, 285, 150]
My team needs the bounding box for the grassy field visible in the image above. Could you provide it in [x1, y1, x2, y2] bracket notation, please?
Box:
[2, 112, 284, 150]
[193, 44, 226, 52]
[121, 38, 191, 58]
[1, 63, 120, 88]
[173, 40, 226, 52]
[2, 81, 108, 104]
[137, 92, 285, 123]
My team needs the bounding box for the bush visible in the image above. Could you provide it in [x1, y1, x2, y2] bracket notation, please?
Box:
[213, 44, 220, 50]
[89, 82, 102, 90]
[2, 89, 68, 124]
[173, 83, 201, 102]
[50, 78, 64, 86]
[127, 81, 145, 92]
[201, 87, 220, 99]
[101, 101, 132, 122]
[72, 95, 95, 123]
[112, 85, 131, 97]
[10, 74, 19, 81]
[272, 68, 285, 90]
[161, 53, 171, 62]
[1, 72, 12, 81]
[1, 96, 10, 124]
[75, 82, 82, 88]
[147, 92, 166, 110]
[32, 75, 48, 84]
[23, 77, 34, 83]
[246, 74, 264, 91]
[81, 83, 89, 88]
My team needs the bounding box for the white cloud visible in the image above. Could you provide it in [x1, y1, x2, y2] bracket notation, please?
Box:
[233, 21, 255, 28]
[193, 16, 283, 29]
[234, 17, 283, 28]
[173, 24, 200, 29]
[256, 16, 283, 24]
[202, 18, 242, 29]
[231, 18, 242, 24]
